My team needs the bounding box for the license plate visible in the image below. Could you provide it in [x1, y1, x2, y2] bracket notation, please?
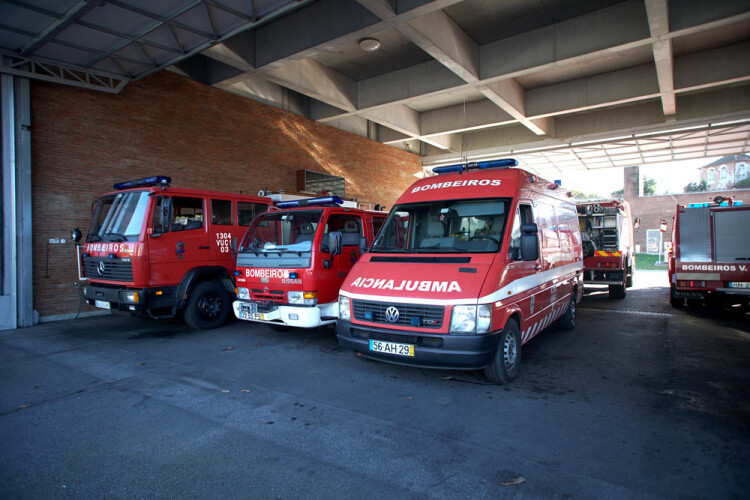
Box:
[239, 311, 265, 321]
[94, 300, 110, 310]
[369, 339, 414, 357]
[729, 282, 750, 288]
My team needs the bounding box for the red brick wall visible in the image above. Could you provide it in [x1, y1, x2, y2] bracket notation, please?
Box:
[31, 71, 420, 319]
[623, 167, 750, 252]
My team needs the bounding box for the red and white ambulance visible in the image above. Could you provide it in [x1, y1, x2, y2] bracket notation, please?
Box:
[74, 176, 272, 329]
[232, 196, 386, 329]
[668, 196, 750, 309]
[576, 200, 635, 298]
[336, 159, 584, 383]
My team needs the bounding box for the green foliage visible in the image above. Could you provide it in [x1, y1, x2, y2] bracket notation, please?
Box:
[643, 177, 657, 195]
[635, 253, 667, 270]
[735, 177, 750, 188]
[569, 190, 599, 200]
[684, 180, 708, 193]
[611, 189, 624, 198]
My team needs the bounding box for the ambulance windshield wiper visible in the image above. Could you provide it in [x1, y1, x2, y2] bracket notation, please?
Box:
[413, 246, 470, 253]
[372, 246, 415, 253]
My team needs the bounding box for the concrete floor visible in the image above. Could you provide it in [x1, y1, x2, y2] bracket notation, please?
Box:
[1, 271, 748, 499]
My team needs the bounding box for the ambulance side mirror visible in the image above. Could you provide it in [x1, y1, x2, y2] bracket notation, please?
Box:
[520, 223, 539, 262]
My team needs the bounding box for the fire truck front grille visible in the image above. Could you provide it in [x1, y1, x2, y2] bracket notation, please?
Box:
[351, 300, 444, 329]
[83, 258, 133, 281]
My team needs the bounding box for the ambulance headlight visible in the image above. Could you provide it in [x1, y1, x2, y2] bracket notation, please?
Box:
[119, 290, 140, 304]
[288, 291, 317, 306]
[338, 296, 350, 321]
[237, 287, 250, 300]
[450, 305, 491, 334]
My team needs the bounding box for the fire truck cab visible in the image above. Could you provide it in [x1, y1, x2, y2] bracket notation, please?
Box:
[336, 159, 584, 384]
[668, 196, 750, 309]
[232, 197, 386, 329]
[74, 176, 272, 329]
[576, 200, 635, 298]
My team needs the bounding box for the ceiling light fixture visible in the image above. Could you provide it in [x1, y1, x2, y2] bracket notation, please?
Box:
[359, 38, 381, 51]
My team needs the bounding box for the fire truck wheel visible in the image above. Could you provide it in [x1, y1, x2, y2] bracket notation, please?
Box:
[626, 271, 633, 288]
[484, 320, 521, 384]
[608, 284, 626, 299]
[184, 282, 230, 330]
[558, 294, 576, 330]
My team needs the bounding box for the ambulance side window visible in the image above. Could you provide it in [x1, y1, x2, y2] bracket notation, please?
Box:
[538, 202, 560, 248]
[509, 204, 534, 259]
[211, 199, 232, 225]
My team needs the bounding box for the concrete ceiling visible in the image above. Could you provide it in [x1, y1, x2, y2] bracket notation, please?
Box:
[1, 0, 749, 176]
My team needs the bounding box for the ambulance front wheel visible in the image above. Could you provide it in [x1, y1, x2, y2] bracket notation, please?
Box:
[484, 320, 521, 384]
[184, 282, 230, 330]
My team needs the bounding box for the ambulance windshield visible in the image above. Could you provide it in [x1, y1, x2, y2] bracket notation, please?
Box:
[372, 199, 508, 253]
[88, 191, 150, 242]
[239, 210, 323, 254]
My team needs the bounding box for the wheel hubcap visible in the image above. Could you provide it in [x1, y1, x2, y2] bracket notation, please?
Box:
[503, 332, 517, 369]
[199, 294, 221, 319]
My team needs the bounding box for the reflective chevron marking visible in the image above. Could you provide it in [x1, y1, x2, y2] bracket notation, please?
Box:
[521, 300, 570, 343]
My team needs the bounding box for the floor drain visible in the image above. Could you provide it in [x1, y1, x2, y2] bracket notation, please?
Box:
[578, 308, 688, 319]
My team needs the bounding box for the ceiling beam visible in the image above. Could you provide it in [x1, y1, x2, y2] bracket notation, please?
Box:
[645, 0, 676, 118]
[265, 58, 357, 111]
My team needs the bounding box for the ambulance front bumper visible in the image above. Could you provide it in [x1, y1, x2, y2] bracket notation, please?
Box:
[336, 320, 500, 370]
[233, 300, 337, 328]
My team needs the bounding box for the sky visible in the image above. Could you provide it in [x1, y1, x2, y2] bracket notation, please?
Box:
[556, 157, 720, 197]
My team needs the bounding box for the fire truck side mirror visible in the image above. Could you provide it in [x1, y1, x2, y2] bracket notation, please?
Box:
[358, 236, 368, 255]
[328, 232, 342, 257]
[71, 227, 82, 243]
[520, 223, 539, 262]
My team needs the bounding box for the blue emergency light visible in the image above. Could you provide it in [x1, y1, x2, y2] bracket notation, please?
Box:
[113, 175, 171, 190]
[276, 196, 343, 208]
[433, 158, 518, 175]
[688, 201, 742, 208]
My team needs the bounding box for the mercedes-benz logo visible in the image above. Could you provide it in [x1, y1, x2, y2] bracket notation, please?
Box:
[385, 306, 400, 323]
[97, 261, 106, 276]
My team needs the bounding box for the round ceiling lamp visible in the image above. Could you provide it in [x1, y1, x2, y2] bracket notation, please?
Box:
[359, 38, 381, 52]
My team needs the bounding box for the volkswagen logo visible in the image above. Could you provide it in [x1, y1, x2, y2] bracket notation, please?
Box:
[384, 306, 400, 323]
[97, 261, 106, 276]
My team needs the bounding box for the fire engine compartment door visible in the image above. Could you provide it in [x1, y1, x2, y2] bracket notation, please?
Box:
[713, 210, 750, 263]
[678, 207, 711, 262]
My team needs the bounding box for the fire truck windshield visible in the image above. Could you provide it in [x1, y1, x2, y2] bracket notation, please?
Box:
[239, 209, 323, 254]
[372, 198, 509, 254]
[87, 191, 150, 242]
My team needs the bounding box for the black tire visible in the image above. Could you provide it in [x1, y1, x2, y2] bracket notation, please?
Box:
[609, 284, 626, 299]
[669, 285, 684, 308]
[484, 320, 521, 384]
[183, 281, 230, 330]
[558, 293, 577, 330]
[625, 269, 633, 288]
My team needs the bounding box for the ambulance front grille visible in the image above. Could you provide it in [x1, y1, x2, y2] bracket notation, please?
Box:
[83, 258, 133, 281]
[352, 300, 444, 329]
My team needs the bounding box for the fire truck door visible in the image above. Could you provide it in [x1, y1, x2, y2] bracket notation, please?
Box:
[319, 213, 364, 305]
[209, 199, 234, 265]
[149, 196, 210, 285]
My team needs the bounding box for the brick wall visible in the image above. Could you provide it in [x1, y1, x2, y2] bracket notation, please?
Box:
[31, 71, 420, 319]
[623, 166, 750, 253]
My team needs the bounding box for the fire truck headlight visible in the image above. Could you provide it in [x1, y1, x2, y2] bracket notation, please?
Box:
[338, 296, 351, 321]
[477, 304, 492, 334]
[287, 291, 303, 304]
[237, 287, 250, 300]
[450, 305, 477, 334]
[288, 291, 317, 306]
[119, 291, 140, 304]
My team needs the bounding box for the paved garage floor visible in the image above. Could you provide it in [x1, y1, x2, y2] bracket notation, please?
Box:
[1, 271, 748, 499]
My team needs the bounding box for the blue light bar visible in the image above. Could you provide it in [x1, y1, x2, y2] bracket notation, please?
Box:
[433, 158, 518, 175]
[688, 203, 710, 208]
[276, 196, 343, 208]
[113, 175, 171, 190]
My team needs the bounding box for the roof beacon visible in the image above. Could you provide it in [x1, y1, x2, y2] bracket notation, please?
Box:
[433, 158, 518, 175]
[113, 175, 171, 190]
[275, 196, 344, 209]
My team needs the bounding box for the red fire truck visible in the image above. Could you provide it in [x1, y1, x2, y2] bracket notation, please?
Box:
[668, 196, 750, 309]
[336, 159, 584, 384]
[232, 196, 386, 329]
[576, 200, 635, 298]
[73, 176, 272, 329]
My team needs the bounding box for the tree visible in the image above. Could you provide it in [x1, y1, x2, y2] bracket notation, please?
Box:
[569, 190, 599, 200]
[611, 189, 624, 199]
[684, 180, 708, 193]
[735, 177, 750, 189]
[643, 177, 657, 196]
